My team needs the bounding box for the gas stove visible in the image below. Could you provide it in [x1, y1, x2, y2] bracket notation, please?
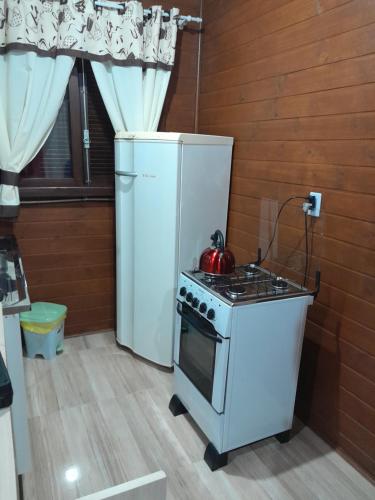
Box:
[171, 262, 315, 471]
[184, 263, 310, 307]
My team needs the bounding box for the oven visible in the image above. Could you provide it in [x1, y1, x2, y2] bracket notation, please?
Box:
[175, 301, 230, 413]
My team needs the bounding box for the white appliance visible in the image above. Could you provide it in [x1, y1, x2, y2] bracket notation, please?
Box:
[0, 236, 31, 476]
[169, 264, 315, 470]
[115, 132, 233, 367]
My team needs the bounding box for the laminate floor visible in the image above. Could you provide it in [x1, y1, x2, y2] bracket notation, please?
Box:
[23, 331, 374, 500]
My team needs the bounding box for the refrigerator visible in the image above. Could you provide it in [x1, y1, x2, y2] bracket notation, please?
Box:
[115, 132, 233, 367]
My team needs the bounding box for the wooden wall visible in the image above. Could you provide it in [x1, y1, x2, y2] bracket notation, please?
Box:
[157, 0, 202, 132]
[198, 0, 375, 478]
[0, 203, 116, 336]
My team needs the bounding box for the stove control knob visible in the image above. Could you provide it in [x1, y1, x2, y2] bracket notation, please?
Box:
[192, 297, 200, 308]
[207, 308, 215, 320]
[179, 286, 187, 297]
[186, 292, 193, 303]
[199, 302, 207, 314]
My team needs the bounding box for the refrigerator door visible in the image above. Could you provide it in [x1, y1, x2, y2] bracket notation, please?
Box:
[116, 139, 181, 366]
[178, 143, 233, 272]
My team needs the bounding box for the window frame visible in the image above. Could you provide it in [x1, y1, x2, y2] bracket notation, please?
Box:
[19, 63, 115, 200]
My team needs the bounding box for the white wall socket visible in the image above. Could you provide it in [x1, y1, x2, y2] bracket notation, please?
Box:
[308, 192, 322, 217]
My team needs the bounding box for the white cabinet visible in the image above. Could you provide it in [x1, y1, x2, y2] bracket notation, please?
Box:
[0, 306, 18, 500]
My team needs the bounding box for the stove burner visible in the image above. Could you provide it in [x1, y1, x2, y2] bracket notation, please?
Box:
[243, 264, 261, 277]
[272, 277, 288, 290]
[226, 285, 246, 300]
[203, 273, 227, 285]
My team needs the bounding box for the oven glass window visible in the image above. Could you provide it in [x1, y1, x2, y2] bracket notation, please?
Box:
[179, 312, 216, 403]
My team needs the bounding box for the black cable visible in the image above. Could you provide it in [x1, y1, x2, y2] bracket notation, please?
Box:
[303, 211, 309, 287]
[260, 196, 308, 265]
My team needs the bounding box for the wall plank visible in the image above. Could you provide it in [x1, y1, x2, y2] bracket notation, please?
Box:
[1, 202, 116, 336]
[158, 0, 201, 133]
[199, 0, 375, 477]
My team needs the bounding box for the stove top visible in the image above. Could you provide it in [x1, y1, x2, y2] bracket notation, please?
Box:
[185, 264, 310, 306]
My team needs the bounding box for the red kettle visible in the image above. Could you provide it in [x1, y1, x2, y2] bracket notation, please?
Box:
[199, 230, 235, 275]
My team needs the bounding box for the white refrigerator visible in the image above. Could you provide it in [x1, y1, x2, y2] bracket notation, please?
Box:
[115, 132, 233, 367]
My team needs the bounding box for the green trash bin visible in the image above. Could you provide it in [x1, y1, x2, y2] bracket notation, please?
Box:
[20, 302, 67, 360]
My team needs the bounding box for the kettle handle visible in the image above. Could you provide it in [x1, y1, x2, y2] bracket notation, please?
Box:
[210, 229, 225, 250]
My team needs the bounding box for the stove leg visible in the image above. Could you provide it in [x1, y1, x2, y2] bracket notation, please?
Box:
[204, 443, 228, 471]
[275, 429, 291, 443]
[169, 394, 187, 416]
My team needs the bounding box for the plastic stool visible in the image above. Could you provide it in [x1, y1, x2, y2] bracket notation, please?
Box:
[23, 322, 64, 360]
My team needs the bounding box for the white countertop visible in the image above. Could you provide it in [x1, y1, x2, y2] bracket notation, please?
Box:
[0, 305, 18, 500]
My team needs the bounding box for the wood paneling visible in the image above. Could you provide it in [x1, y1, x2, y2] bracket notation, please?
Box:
[0, 202, 116, 336]
[198, 0, 375, 478]
[158, 0, 202, 132]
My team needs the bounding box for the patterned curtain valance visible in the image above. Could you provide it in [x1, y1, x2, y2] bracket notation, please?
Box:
[0, 0, 179, 70]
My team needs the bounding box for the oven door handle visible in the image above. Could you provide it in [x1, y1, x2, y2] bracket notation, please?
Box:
[176, 305, 222, 344]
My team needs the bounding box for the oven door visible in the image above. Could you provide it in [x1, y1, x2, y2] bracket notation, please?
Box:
[176, 301, 229, 413]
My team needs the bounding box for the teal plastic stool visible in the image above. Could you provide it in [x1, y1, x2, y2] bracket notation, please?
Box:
[20, 302, 67, 360]
[23, 323, 65, 360]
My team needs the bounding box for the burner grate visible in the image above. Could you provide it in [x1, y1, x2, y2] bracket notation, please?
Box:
[242, 263, 261, 278]
[190, 264, 307, 305]
[226, 285, 246, 300]
[271, 277, 288, 291]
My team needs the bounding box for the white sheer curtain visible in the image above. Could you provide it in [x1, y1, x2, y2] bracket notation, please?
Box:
[91, 5, 179, 133]
[0, 51, 74, 216]
[90, 63, 172, 132]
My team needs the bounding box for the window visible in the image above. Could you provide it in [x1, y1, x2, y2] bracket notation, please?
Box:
[20, 60, 115, 199]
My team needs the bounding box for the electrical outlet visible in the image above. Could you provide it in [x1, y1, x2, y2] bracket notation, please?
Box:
[308, 192, 322, 217]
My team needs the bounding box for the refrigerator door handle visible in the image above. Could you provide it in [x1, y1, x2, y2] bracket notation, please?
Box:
[115, 171, 138, 177]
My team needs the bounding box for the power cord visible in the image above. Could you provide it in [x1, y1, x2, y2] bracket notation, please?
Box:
[260, 196, 309, 265]
[303, 211, 309, 286]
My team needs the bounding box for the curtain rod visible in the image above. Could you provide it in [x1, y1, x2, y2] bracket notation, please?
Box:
[94, 1, 203, 24]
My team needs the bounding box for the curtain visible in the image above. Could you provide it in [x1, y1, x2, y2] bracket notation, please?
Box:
[91, 5, 179, 132]
[0, 1, 181, 216]
[0, 1, 179, 70]
[91, 63, 172, 132]
[0, 51, 74, 217]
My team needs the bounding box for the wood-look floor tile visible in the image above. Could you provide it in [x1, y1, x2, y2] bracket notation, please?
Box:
[289, 432, 374, 500]
[59, 403, 112, 497]
[229, 446, 292, 499]
[147, 383, 207, 463]
[25, 413, 79, 500]
[62, 336, 88, 353]
[23, 333, 375, 500]
[26, 362, 59, 418]
[251, 440, 318, 499]
[192, 460, 257, 500]
[96, 398, 151, 481]
[77, 348, 116, 402]
[51, 352, 96, 410]
[117, 390, 185, 476]
[82, 331, 115, 350]
[297, 427, 375, 499]
[166, 461, 217, 500]
[134, 389, 192, 467]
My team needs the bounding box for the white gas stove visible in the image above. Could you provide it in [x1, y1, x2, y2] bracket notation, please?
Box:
[169, 264, 316, 470]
